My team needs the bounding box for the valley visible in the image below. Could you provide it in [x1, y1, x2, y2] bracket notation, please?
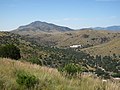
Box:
[1, 0, 120, 89]
[0, 21, 120, 90]
[11, 21, 120, 56]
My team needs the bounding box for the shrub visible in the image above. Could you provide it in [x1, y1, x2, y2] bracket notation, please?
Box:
[60, 63, 83, 75]
[0, 44, 21, 60]
[82, 34, 89, 38]
[111, 73, 120, 78]
[26, 57, 43, 65]
[95, 68, 110, 79]
[16, 70, 39, 88]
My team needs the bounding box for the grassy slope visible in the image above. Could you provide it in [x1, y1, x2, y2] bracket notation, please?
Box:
[0, 58, 120, 90]
[15, 30, 120, 56]
[82, 38, 120, 56]
[8, 30, 120, 57]
[13, 30, 120, 47]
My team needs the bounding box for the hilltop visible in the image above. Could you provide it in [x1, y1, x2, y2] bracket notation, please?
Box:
[12, 21, 73, 34]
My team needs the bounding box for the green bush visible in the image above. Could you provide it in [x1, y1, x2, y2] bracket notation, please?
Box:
[26, 56, 43, 65]
[60, 63, 83, 75]
[112, 73, 120, 78]
[16, 70, 39, 88]
[95, 68, 110, 79]
[0, 44, 21, 60]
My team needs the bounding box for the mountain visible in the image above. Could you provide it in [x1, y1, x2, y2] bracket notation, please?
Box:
[12, 21, 73, 34]
[92, 26, 120, 31]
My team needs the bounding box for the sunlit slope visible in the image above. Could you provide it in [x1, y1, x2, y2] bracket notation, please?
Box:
[82, 38, 120, 56]
[0, 58, 119, 90]
[17, 30, 120, 47]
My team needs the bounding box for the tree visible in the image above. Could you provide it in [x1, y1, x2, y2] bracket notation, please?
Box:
[113, 53, 117, 58]
[0, 44, 21, 60]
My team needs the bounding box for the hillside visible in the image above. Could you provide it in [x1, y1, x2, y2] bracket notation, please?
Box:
[0, 32, 91, 69]
[82, 38, 120, 56]
[12, 21, 73, 34]
[0, 31, 39, 59]
[1, 31, 120, 77]
[0, 31, 93, 68]
[11, 24, 120, 56]
[0, 58, 120, 90]
[11, 21, 120, 50]
[15, 29, 120, 48]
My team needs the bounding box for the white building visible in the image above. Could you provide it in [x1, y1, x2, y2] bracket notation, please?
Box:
[70, 45, 82, 48]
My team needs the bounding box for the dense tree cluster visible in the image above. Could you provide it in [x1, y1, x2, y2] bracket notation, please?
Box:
[24, 45, 120, 78]
[0, 44, 21, 60]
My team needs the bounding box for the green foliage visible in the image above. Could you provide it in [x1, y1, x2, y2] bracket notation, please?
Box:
[95, 68, 110, 79]
[0, 76, 5, 89]
[111, 73, 120, 78]
[61, 63, 83, 75]
[27, 56, 43, 65]
[16, 70, 39, 88]
[0, 44, 21, 60]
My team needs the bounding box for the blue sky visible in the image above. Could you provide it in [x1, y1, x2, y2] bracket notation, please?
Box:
[0, 0, 120, 30]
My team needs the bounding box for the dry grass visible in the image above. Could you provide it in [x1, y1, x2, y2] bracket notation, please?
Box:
[82, 38, 120, 56]
[0, 32, 7, 36]
[12, 30, 120, 56]
[13, 30, 120, 47]
[0, 58, 120, 90]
